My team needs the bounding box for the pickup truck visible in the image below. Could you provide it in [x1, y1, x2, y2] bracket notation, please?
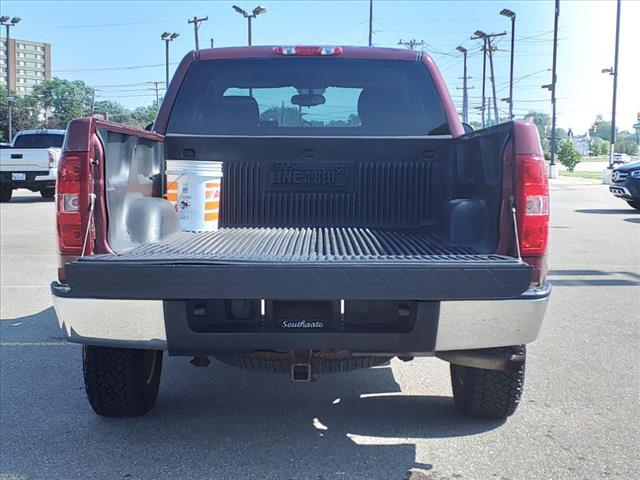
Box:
[51, 46, 550, 420]
[0, 129, 66, 202]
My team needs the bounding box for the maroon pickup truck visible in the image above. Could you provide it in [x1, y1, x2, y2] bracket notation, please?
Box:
[52, 46, 550, 420]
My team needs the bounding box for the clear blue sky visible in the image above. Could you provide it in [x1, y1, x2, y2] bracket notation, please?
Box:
[3, 0, 638, 132]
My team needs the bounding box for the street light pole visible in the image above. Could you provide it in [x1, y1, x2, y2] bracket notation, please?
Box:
[1, 16, 21, 141]
[161, 32, 179, 90]
[549, 0, 559, 174]
[500, 9, 516, 120]
[232, 5, 267, 46]
[368, 0, 373, 47]
[609, 0, 622, 170]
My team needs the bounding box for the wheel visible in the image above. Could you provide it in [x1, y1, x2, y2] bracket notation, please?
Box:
[0, 187, 12, 203]
[627, 200, 640, 210]
[40, 188, 55, 199]
[82, 345, 163, 417]
[450, 345, 525, 419]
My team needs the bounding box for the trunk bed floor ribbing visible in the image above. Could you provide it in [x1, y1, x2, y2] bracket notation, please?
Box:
[96, 228, 498, 264]
[66, 227, 532, 301]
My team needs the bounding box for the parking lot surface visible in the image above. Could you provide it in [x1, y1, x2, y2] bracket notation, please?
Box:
[1, 180, 639, 480]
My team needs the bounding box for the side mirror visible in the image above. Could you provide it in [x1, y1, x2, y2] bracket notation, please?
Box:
[291, 94, 326, 107]
[462, 122, 474, 134]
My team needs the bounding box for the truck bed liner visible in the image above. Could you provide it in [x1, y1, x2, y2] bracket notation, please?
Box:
[65, 227, 532, 301]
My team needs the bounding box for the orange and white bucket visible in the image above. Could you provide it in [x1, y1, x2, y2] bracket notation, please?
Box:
[165, 160, 223, 232]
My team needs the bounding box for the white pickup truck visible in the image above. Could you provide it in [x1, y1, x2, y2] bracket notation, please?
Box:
[0, 129, 66, 202]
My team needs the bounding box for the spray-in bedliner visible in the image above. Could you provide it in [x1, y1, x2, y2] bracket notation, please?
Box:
[64, 227, 532, 301]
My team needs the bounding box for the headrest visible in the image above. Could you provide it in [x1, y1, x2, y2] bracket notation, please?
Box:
[357, 88, 412, 132]
[205, 95, 260, 133]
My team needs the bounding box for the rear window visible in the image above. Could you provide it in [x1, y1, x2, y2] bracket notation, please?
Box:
[167, 58, 449, 136]
[13, 133, 65, 149]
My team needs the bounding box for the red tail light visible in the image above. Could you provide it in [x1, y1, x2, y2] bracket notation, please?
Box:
[516, 154, 549, 257]
[56, 151, 91, 258]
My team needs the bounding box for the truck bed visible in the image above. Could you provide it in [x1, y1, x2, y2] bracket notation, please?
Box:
[65, 227, 531, 300]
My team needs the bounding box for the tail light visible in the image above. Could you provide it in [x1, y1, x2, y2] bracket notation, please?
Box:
[48, 151, 56, 169]
[56, 151, 91, 280]
[516, 154, 549, 258]
[273, 46, 343, 56]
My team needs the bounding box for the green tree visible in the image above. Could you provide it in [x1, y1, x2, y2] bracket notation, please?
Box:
[260, 106, 303, 126]
[93, 100, 133, 124]
[557, 140, 582, 172]
[130, 104, 160, 128]
[615, 131, 638, 155]
[590, 139, 609, 156]
[591, 116, 612, 142]
[31, 78, 93, 129]
[523, 111, 552, 159]
[0, 86, 41, 142]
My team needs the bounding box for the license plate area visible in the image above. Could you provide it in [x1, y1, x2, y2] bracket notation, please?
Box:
[183, 299, 416, 334]
[12, 173, 26, 181]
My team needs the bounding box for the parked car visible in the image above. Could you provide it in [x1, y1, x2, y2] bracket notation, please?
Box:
[51, 46, 550, 420]
[609, 160, 640, 209]
[0, 129, 66, 202]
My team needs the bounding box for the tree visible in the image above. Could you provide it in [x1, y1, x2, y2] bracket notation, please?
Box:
[31, 78, 93, 129]
[523, 111, 552, 159]
[557, 140, 582, 172]
[130, 104, 159, 128]
[93, 100, 133, 124]
[590, 139, 608, 156]
[260, 106, 303, 126]
[615, 131, 638, 155]
[0, 86, 41, 142]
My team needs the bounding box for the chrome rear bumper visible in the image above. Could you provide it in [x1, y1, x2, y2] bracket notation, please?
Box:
[52, 282, 550, 353]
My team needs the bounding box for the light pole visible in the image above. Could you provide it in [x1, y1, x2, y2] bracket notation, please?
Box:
[456, 46, 469, 124]
[542, 0, 560, 178]
[232, 5, 267, 46]
[161, 32, 179, 90]
[1, 16, 21, 91]
[500, 8, 516, 120]
[607, 0, 622, 171]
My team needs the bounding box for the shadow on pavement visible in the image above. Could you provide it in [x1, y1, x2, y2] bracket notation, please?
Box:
[1, 306, 503, 479]
[624, 217, 640, 224]
[548, 269, 640, 287]
[575, 208, 638, 215]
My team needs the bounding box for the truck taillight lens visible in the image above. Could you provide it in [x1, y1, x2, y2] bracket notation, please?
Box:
[56, 152, 88, 256]
[48, 151, 56, 169]
[516, 154, 549, 257]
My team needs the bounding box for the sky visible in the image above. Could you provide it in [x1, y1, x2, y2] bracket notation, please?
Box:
[2, 0, 639, 133]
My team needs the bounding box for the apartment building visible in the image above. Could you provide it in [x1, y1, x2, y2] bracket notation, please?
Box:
[0, 37, 51, 95]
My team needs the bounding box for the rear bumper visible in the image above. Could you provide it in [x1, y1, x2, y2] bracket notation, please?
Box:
[0, 170, 55, 190]
[51, 282, 550, 354]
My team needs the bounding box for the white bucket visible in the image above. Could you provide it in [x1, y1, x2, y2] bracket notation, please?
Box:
[166, 160, 223, 232]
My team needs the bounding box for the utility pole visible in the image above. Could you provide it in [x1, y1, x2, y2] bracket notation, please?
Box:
[210, 38, 214, 48]
[500, 9, 516, 120]
[609, 0, 622, 170]
[472, 30, 506, 126]
[1, 16, 21, 141]
[398, 39, 425, 50]
[456, 46, 473, 124]
[188, 16, 208, 51]
[91, 89, 95, 113]
[368, 0, 373, 47]
[542, 0, 560, 177]
[151, 81, 161, 105]
[481, 37, 487, 127]
[161, 32, 179, 89]
[487, 97, 492, 126]
[487, 37, 500, 124]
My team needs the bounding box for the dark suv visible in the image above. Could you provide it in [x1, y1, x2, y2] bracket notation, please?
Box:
[610, 160, 640, 210]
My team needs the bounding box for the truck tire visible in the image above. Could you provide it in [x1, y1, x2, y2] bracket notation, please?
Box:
[627, 201, 640, 210]
[82, 345, 163, 417]
[0, 187, 12, 203]
[40, 189, 55, 199]
[450, 345, 525, 419]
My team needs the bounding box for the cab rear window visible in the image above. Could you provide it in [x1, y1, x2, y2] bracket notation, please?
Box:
[167, 58, 449, 136]
[13, 134, 65, 149]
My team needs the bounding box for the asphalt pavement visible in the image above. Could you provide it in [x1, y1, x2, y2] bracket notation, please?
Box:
[1, 180, 639, 480]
